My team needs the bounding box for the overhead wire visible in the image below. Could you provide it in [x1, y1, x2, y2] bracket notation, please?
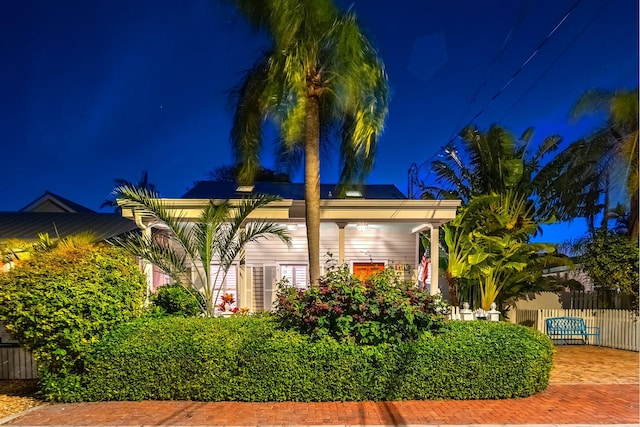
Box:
[447, 1, 530, 142]
[411, 0, 584, 197]
[498, 0, 609, 122]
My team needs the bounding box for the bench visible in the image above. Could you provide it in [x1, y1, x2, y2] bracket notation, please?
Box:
[545, 316, 601, 345]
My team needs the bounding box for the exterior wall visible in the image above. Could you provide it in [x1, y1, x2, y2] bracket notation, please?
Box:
[244, 221, 418, 312]
[344, 223, 415, 267]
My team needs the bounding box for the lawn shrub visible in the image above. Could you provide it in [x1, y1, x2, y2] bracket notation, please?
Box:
[0, 244, 146, 401]
[152, 284, 204, 317]
[273, 264, 450, 345]
[80, 316, 552, 402]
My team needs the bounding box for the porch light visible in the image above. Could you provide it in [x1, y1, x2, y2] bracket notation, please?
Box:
[356, 223, 368, 232]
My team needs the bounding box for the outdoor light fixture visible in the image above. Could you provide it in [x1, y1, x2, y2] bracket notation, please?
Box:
[356, 223, 368, 232]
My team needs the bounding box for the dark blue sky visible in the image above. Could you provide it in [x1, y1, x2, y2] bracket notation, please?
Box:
[1, 0, 638, 242]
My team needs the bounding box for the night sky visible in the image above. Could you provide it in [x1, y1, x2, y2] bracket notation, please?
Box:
[1, 0, 638, 242]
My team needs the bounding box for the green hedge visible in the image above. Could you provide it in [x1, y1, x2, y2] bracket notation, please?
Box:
[80, 316, 552, 402]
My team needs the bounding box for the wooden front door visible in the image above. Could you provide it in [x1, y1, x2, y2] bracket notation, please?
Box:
[352, 262, 385, 280]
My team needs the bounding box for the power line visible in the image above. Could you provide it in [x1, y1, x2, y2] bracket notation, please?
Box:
[410, 0, 584, 198]
[447, 1, 530, 142]
[465, 0, 583, 127]
[498, 0, 609, 122]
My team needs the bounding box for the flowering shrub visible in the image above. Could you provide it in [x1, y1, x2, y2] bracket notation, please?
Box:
[273, 264, 449, 345]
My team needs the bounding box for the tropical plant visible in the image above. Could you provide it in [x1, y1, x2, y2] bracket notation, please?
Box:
[110, 185, 290, 317]
[273, 263, 449, 345]
[421, 124, 566, 221]
[0, 244, 146, 401]
[101, 170, 157, 210]
[573, 229, 639, 309]
[569, 87, 639, 236]
[444, 191, 564, 310]
[1, 232, 97, 269]
[229, 0, 390, 284]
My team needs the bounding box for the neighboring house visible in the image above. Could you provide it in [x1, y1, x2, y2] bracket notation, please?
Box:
[121, 182, 461, 311]
[0, 191, 138, 270]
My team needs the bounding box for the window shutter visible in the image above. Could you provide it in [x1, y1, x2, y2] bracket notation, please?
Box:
[263, 266, 277, 311]
[294, 265, 307, 288]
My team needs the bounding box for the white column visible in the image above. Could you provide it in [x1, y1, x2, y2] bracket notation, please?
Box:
[336, 222, 347, 265]
[142, 227, 153, 305]
[429, 225, 440, 295]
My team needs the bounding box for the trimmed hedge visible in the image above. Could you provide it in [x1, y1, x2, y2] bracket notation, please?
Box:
[80, 316, 552, 402]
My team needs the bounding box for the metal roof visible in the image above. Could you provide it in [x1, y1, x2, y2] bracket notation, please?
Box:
[19, 191, 96, 213]
[182, 182, 407, 200]
[0, 212, 138, 242]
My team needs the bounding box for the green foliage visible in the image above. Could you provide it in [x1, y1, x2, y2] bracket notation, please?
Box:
[0, 244, 146, 401]
[576, 230, 639, 308]
[152, 284, 204, 317]
[111, 185, 290, 317]
[273, 264, 450, 345]
[79, 316, 552, 402]
[444, 191, 566, 310]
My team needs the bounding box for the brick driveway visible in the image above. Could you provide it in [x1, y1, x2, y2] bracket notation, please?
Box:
[3, 346, 639, 426]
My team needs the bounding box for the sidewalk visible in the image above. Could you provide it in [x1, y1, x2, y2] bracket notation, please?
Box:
[3, 383, 638, 426]
[2, 346, 639, 426]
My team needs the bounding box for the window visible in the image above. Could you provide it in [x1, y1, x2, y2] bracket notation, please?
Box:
[211, 264, 237, 309]
[279, 264, 308, 289]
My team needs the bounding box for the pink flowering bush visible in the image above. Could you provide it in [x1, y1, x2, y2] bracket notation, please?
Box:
[273, 263, 450, 345]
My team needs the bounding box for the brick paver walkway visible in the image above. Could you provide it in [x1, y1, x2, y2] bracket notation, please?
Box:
[3, 384, 639, 425]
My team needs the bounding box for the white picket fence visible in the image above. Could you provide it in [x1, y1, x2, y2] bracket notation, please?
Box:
[515, 309, 639, 351]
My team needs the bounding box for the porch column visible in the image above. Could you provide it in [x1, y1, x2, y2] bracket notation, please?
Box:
[429, 225, 440, 295]
[142, 227, 154, 305]
[238, 246, 247, 309]
[336, 222, 347, 265]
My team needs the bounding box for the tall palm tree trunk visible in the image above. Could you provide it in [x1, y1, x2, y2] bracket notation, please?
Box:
[305, 94, 322, 284]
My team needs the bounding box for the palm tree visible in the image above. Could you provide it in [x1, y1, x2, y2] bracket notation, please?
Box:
[570, 88, 639, 236]
[229, 0, 389, 284]
[101, 170, 157, 210]
[421, 124, 564, 222]
[110, 185, 290, 316]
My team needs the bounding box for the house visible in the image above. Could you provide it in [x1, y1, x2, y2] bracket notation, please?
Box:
[0, 191, 139, 379]
[0, 191, 138, 270]
[121, 182, 461, 311]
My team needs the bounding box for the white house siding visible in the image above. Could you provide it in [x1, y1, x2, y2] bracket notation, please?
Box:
[244, 222, 419, 312]
[344, 223, 415, 268]
[245, 224, 339, 266]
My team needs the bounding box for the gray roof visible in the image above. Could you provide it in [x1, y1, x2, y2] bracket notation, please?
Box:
[183, 182, 407, 200]
[0, 212, 138, 242]
[20, 191, 96, 213]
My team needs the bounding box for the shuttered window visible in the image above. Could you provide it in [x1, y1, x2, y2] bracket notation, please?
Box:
[211, 264, 237, 309]
[280, 264, 308, 289]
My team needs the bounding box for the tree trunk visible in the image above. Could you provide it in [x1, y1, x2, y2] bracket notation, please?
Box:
[445, 272, 459, 307]
[305, 95, 321, 285]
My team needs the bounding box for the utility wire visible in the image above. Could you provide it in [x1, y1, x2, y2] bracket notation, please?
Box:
[411, 0, 583, 197]
[498, 0, 609, 122]
[464, 0, 583, 126]
[448, 1, 530, 142]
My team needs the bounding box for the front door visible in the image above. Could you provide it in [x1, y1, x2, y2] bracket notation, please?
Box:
[352, 262, 385, 281]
